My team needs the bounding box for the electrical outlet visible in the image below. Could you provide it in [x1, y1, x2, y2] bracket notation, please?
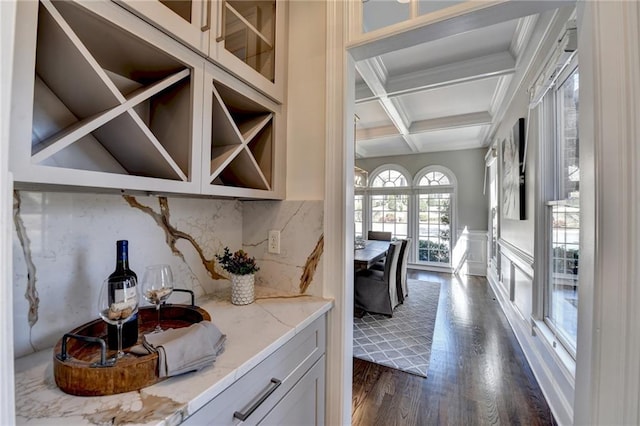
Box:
[268, 230, 280, 254]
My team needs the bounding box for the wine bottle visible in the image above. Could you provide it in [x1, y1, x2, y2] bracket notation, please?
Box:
[107, 240, 138, 350]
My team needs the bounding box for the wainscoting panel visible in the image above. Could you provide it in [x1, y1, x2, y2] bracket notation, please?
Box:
[513, 264, 533, 322]
[490, 239, 574, 425]
[465, 231, 488, 276]
[499, 253, 512, 299]
[452, 229, 487, 277]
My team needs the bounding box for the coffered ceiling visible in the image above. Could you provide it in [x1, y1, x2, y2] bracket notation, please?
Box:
[355, 2, 541, 159]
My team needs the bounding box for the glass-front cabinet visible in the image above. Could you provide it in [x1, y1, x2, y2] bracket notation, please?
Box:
[114, 0, 286, 103]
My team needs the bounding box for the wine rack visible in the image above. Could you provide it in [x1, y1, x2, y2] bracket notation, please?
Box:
[10, 0, 284, 199]
[25, 0, 199, 189]
[207, 79, 273, 191]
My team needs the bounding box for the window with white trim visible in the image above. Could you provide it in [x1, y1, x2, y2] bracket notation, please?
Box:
[537, 52, 579, 357]
[354, 194, 364, 239]
[415, 167, 455, 265]
[355, 165, 457, 267]
[369, 168, 409, 240]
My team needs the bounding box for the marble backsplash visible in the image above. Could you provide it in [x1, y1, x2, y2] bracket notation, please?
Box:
[243, 201, 324, 297]
[12, 192, 324, 358]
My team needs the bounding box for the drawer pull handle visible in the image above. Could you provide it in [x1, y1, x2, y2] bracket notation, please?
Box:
[233, 378, 282, 421]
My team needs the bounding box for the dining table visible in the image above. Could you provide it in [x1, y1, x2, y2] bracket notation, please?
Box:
[354, 239, 390, 271]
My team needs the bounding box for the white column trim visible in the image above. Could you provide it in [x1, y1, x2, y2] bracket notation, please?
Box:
[0, 0, 16, 423]
[324, 1, 353, 425]
[574, 1, 640, 424]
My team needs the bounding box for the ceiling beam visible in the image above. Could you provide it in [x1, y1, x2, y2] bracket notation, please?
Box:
[356, 58, 419, 153]
[409, 111, 492, 134]
[355, 51, 516, 103]
[386, 51, 515, 99]
[356, 124, 398, 141]
[348, 0, 574, 61]
[356, 111, 492, 141]
[510, 15, 539, 59]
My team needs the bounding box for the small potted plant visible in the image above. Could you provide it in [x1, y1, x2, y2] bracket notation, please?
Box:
[215, 247, 260, 305]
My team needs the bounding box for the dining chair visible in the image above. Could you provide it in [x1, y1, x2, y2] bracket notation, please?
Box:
[354, 240, 402, 317]
[367, 230, 392, 241]
[397, 238, 411, 301]
[367, 230, 393, 271]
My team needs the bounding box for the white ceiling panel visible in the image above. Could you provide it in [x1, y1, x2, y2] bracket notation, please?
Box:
[396, 76, 500, 123]
[380, 20, 519, 76]
[358, 135, 413, 158]
[411, 125, 489, 152]
[355, 100, 395, 129]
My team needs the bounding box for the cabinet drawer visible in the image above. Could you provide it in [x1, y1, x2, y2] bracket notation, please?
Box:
[258, 356, 325, 426]
[183, 315, 326, 425]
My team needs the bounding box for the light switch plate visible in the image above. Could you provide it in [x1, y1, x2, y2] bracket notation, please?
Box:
[268, 230, 280, 254]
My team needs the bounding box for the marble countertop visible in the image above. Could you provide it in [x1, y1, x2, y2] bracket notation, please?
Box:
[14, 286, 333, 425]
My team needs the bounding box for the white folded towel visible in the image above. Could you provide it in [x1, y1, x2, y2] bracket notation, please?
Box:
[132, 321, 226, 378]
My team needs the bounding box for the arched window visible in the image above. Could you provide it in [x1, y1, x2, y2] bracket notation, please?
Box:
[414, 166, 457, 265]
[418, 171, 450, 186]
[355, 164, 458, 267]
[368, 166, 410, 240]
[370, 168, 408, 188]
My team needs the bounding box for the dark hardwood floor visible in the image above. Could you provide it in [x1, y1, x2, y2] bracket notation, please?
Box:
[352, 271, 556, 426]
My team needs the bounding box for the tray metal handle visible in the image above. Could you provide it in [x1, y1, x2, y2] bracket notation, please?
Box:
[171, 288, 195, 306]
[57, 333, 114, 367]
[233, 378, 282, 421]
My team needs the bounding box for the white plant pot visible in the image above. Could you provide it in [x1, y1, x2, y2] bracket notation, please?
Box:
[230, 273, 255, 305]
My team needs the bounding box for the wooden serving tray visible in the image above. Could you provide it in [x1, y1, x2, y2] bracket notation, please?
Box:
[53, 304, 211, 396]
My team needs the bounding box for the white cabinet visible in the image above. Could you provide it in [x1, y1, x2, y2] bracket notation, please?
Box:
[258, 357, 325, 426]
[182, 315, 326, 426]
[113, 0, 287, 103]
[113, 0, 211, 53]
[201, 63, 284, 199]
[9, 0, 284, 199]
[10, 0, 205, 194]
[211, 0, 286, 103]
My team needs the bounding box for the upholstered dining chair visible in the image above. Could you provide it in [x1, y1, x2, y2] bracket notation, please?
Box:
[367, 230, 392, 241]
[397, 238, 411, 301]
[374, 238, 410, 303]
[367, 230, 392, 270]
[354, 240, 402, 317]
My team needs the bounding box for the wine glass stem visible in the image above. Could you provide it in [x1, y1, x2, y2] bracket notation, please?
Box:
[117, 323, 124, 358]
[156, 304, 161, 332]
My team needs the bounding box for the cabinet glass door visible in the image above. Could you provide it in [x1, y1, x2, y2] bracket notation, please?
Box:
[114, 0, 209, 53]
[213, 0, 284, 102]
[220, 1, 275, 82]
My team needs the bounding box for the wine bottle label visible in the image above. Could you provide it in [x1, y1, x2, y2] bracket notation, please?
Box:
[114, 286, 136, 304]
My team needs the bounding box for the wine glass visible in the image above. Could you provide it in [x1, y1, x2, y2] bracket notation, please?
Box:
[141, 264, 174, 333]
[98, 276, 138, 360]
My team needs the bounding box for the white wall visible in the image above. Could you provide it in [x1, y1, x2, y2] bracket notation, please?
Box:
[286, 1, 326, 201]
[356, 148, 489, 231]
[494, 93, 536, 256]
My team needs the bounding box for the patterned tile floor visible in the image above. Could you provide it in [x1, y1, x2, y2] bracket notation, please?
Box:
[353, 280, 441, 377]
